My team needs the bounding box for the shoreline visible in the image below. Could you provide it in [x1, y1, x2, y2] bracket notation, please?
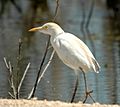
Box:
[0, 99, 120, 107]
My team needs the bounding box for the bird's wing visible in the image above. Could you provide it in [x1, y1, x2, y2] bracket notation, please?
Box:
[64, 33, 100, 73]
[52, 34, 90, 71]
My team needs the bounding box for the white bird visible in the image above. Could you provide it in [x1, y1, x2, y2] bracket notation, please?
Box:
[29, 22, 100, 103]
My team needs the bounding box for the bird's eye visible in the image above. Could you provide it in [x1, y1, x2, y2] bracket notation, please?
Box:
[44, 26, 48, 29]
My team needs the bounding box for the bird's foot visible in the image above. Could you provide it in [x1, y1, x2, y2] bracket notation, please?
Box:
[83, 90, 95, 103]
[86, 90, 93, 96]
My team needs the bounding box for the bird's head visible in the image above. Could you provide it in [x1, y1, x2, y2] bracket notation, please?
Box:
[29, 22, 64, 36]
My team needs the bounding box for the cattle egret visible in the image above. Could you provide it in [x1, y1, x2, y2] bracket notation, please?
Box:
[29, 22, 100, 103]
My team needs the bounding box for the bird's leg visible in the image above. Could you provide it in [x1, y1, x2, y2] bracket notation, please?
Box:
[71, 73, 79, 103]
[80, 68, 95, 103]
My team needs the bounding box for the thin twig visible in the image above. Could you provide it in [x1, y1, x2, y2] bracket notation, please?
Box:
[15, 38, 23, 99]
[3, 57, 9, 69]
[17, 63, 31, 95]
[10, 0, 22, 13]
[38, 50, 55, 83]
[28, 0, 60, 99]
[28, 50, 55, 99]
[8, 92, 15, 99]
[53, 0, 60, 21]
[8, 61, 12, 74]
[3, 38, 30, 99]
[8, 61, 17, 99]
[18, 38, 22, 57]
[4, 58, 17, 99]
[28, 38, 50, 99]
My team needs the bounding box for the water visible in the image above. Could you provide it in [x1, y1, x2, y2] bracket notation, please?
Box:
[0, 0, 120, 104]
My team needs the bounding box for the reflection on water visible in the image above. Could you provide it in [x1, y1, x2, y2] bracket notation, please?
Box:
[0, 0, 120, 104]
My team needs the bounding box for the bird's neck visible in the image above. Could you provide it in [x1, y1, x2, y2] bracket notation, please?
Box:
[50, 30, 64, 44]
[51, 29, 64, 37]
[56, 31, 64, 37]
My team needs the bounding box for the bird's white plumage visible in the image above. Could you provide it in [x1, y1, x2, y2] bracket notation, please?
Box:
[29, 22, 100, 73]
[51, 32, 99, 72]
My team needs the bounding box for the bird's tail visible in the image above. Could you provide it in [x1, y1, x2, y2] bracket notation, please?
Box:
[91, 58, 100, 73]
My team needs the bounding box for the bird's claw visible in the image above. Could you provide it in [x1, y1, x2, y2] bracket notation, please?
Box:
[83, 90, 95, 103]
[86, 90, 93, 95]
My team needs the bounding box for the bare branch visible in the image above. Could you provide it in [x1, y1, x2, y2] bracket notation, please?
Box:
[53, 0, 60, 21]
[28, 50, 55, 99]
[3, 57, 17, 99]
[4, 39, 30, 99]
[38, 50, 55, 84]
[17, 63, 31, 95]
[8, 61, 12, 75]
[8, 92, 15, 99]
[15, 38, 23, 99]
[18, 38, 22, 57]
[28, 0, 60, 99]
[8, 61, 17, 99]
[28, 37, 50, 99]
[3, 57, 9, 69]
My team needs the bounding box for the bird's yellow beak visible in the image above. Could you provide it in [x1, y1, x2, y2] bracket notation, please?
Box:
[28, 27, 43, 32]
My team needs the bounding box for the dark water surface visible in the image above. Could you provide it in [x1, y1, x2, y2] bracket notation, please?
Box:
[0, 0, 120, 104]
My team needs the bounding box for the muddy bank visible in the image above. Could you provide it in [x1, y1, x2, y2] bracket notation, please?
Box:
[0, 99, 119, 107]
